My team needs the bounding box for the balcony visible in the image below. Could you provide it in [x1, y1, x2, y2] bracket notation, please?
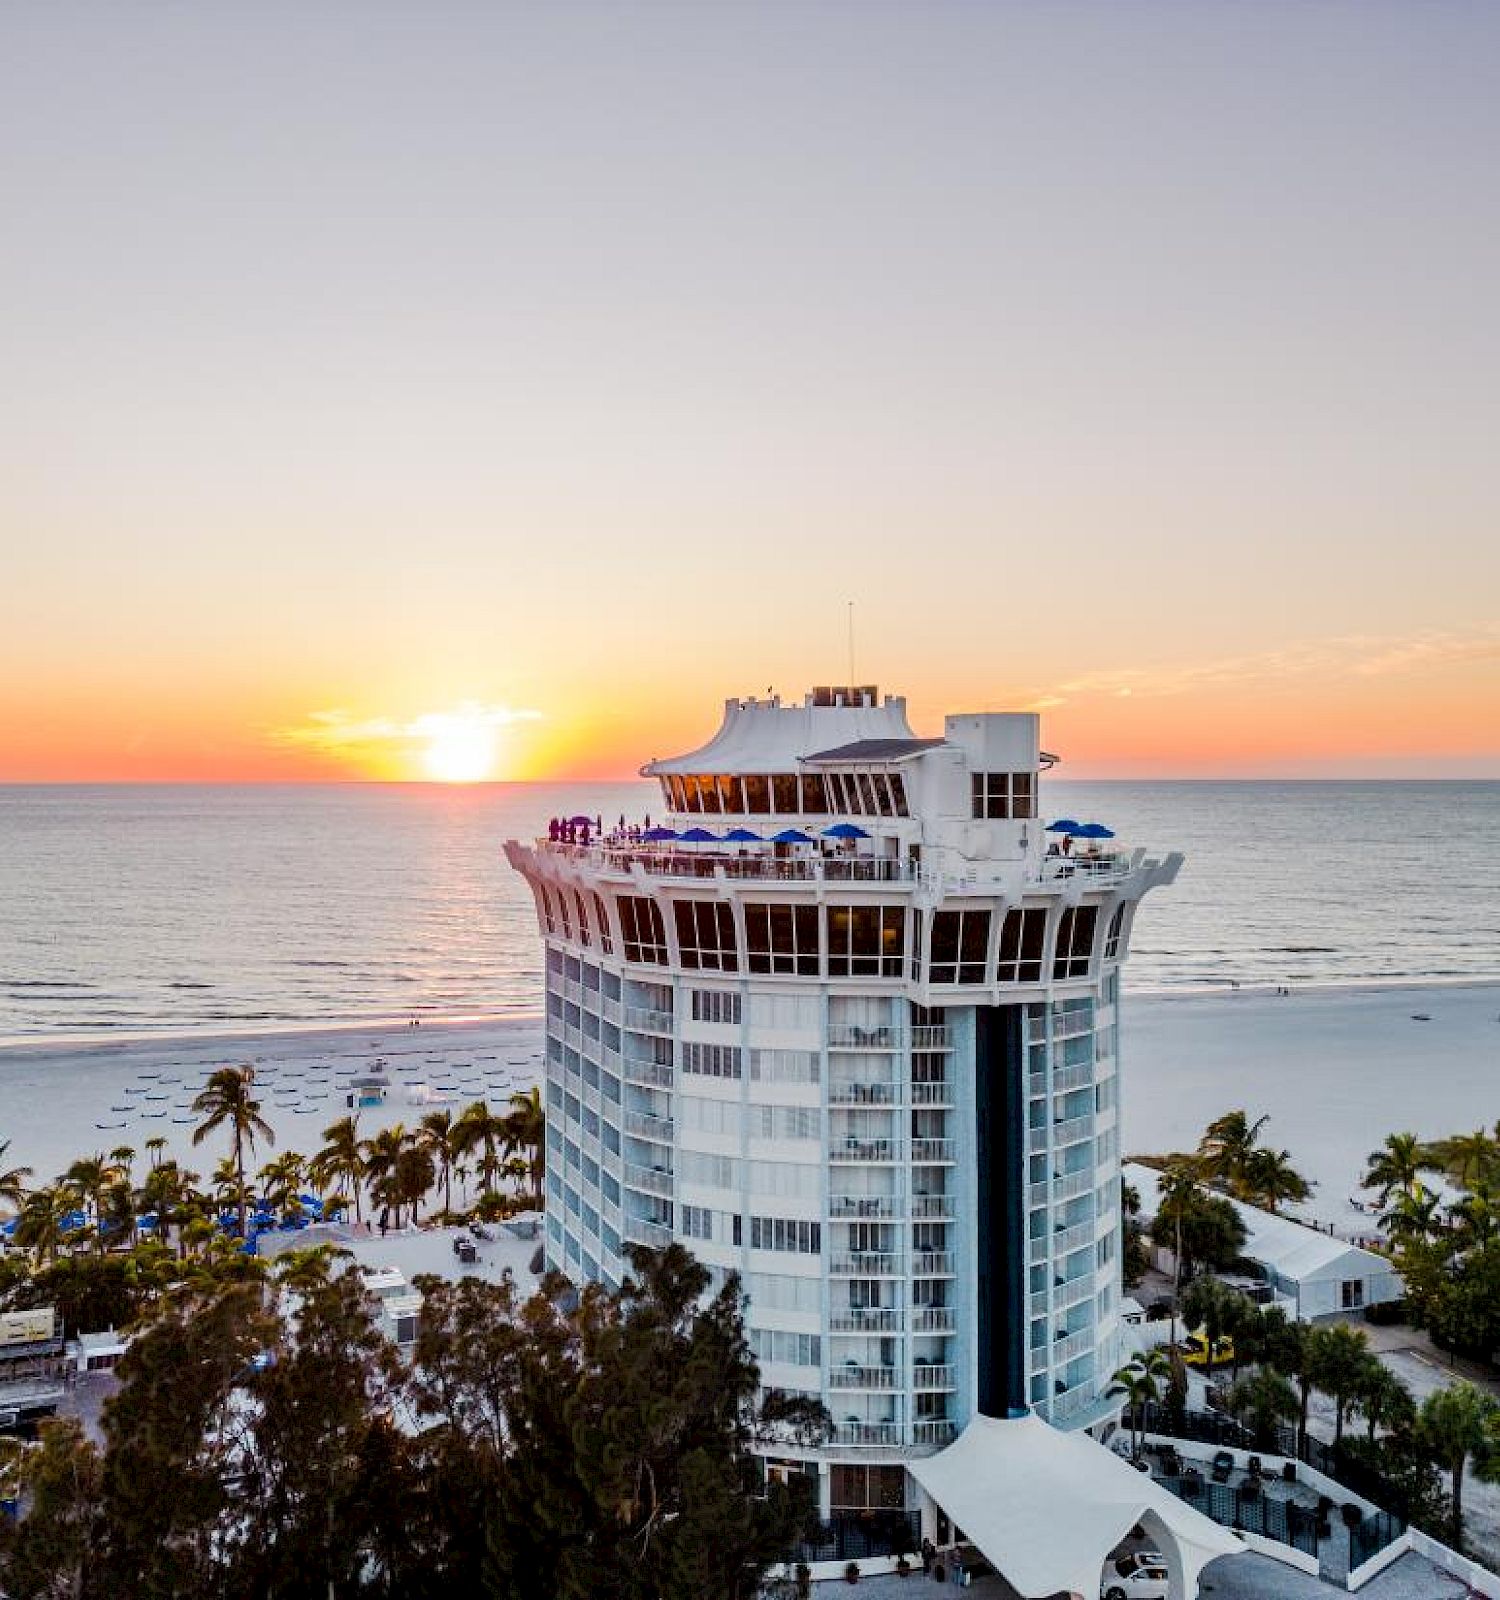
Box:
[538, 839, 920, 886]
[830, 1139, 902, 1164]
[909, 1306, 955, 1333]
[624, 1218, 673, 1250]
[1049, 1328, 1095, 1365]
[829, 1081, 900, 1106]
[624, 1110, 674, 1143]
[827, 1025, 901, 1050]
[829, 1195, 900, 1219]
[829, 1308, 900, 1333]
[622, 1059, 673, 1090]
[831, 1421, 904, 1449]
[1040, 852, 1133, 884]
[1050, 1274, 1096, 1312]
[911, 1251, 955, 1277]
[1048, 1383, 1100, 1423]
[830, 1252, 904, 1277]
[829, 1364, 902, 1391]
[911, 1080, 952, 1107]
[1052, 1220, 1097, 1258]
[623, 1006, 674, 1035]
[912, 1419, 958, 1447]
[1050, 1113, 1094, 1148]
[623, 1162, 673, 1197]
[912, 1363, 956, 1392]
[910, 1194, 953, 1220]
[910, 1025, 951, 1051]
[911, 1138, 955, 1164]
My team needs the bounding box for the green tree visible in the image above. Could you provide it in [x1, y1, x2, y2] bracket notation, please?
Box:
[1380, 1186, 1445, 1247]
[1429, 1129, 1500, 1192]
[1196, 1110, 1269, 1195]
[1241, 1147, 1312, 1213]
[1306, 1323, 1378, 1446]
[1225, 1366, 1298, 1452]
[1180, 1277, 1253, 1378]
[1361, 1132, 1438, 1206]
[453, 1101, 508, 1201]
[1416, 1380, 1500, 1553]
[191, 1064, 273, 1240]
[1352, 1360, 1416, 1444]
[1106, 1350, 1171, 1458]
[416, 1110, 459, 1217]
[503, 1085, 546, 1201]
[0, 1417, 104, 1597]
[0, 1139, 34, 1215]
[310, 1114, 366, 1222]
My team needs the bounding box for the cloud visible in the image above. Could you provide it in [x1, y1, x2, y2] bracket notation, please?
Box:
[1024, 625, 1500, 705]
[275, 700, 542, 755]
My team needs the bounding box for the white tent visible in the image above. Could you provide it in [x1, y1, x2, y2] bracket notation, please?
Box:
[908, 1412, 1243, 1599]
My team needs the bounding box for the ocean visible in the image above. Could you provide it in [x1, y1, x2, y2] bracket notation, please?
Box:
[0, 781, 1496, 1043]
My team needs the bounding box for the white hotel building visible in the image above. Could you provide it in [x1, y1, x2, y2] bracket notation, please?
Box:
[506, 687, 1237, 1595]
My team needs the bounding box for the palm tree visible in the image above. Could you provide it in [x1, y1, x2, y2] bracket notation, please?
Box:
[1381, 1185, 1445, 1247]
[416, 1111, 459, 1216]
[454, 1101, 507, 1199]
[503, 1086, 545, 1201]
[1432, 1129, 1500, 1193]
[108, 1145, 137, 1184]
[1197, 1110, 1269, 1196]
[1448, 1186, 1499, 1251]
[1242, 1147, 1311, 1213]
[1107, 1349, 1171, 1458]
[1181, 1276, 1251, 1379]
[1306, 1322, 1376, 1446]
[393, 1144, 437, 1226]
[1352, 1361, 1415, 1443]
[1156, 1160, 1202, 1345]
[1361, 1132, 1438, 1205]
[191, 1064, 273, 1240]
[138, 1158, 199, 1258]
[1417, 1381, 1500, 1552]
[364, 1125, 410, 1226]
[309, 1115, 366, 1222]
[1225, 1367, 1298, 1453]
[258, 1152, 307, 1222]
[62, 1154, 120, 1252]
[14, 1186, 74, 1263]
[143, 1135, 167, 1170]
[0, 1141, 32, 1220]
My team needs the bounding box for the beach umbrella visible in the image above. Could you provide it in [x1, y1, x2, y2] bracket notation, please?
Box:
[567, 814, 594, 826]
[678, 827, 717, 842]
[723, 827, 762, 842]
[642, 826, 678, 842]
[1046, 819, 1081, 833]
[822, 822, 869, 840]
[772, 828, 814, 844]
[1073, 822, 1115, 840]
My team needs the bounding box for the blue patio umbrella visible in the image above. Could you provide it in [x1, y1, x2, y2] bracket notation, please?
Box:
[678, 827, 718, 842]
[723, 827, 762, 842]
[567, 814, 594, 826]
[822, 822, 869, 840]
[642, 826, 678, 842]
[1046, 818, 1082, 833]
[772, 828, 814, 844]
[1073, 822, 1115, 839]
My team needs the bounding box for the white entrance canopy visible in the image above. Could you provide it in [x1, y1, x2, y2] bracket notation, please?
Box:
[908, 1412, 1243, 1599]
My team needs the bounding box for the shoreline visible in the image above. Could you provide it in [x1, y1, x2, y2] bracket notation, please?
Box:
[4, 972, 1498, 1056]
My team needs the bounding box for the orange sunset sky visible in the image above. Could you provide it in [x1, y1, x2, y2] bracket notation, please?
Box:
[3, 5, 1498, 784]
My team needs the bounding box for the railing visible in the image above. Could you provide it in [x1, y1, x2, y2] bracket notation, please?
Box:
[911, 1138, 955, 1164]
[624, 1218, 673, 1250]
[1052, 1220, 1097, 1258]
[599, 996, 623, 1024]
[829, 1081, 900, 1106]
[909, 1306, 954, 1332]
[623, 1006, 674, 1034]
[623, 1109, 673, 1142]
[1157, 1475, 1320, 1558]
[539, 839, 920, 885]
[830, 1252, 903, 1276]
[1040, 851, 1133, 883]
[796, 1509, 923, 1565]
[621, 1058, 673, 1089]
[911, 1251, 954, 1277]
[830, 1139, 902, 1163]
[1047, 1384, 1099, 1423]
[623, 1162, 672, 1197]
[1050, 1113, 1095, 1148]
[911, 1194, 953, 1220]
[911, 1080, 952, 1106]
[1052, 1169, 1094, 1201]
[829, 1308, 900, 1333]
[1051, 1274, 1095, 1311]
[831, 1421, 903, 1448]
[1350, 1509, 1406, 1572]
[910, 1025, 951, 1050]
[582, 1083, 601, 1115]
[1049, 1328, 1094, 1365]
[829, 1365, 902, 1391]
[912, 1419, 957, 1447]
[830, 1195, 900, 1219]
[912, 1363, 956, 1391]
[827, 1025, 901, 1049]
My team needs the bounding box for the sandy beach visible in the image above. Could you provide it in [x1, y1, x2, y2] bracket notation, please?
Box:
[0, 983, 1494, 1225]
[0, 1017, 546, 1185]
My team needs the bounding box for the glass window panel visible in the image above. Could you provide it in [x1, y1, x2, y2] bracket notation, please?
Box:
[744, 774, 771, 814]
[771, 773, 799, 813]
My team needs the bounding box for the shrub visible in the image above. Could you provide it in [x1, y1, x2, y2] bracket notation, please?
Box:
[1363, 1299, 1409, 1327]
[844, 1559, 861, 1583]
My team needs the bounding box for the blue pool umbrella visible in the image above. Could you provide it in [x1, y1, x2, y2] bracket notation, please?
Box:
[1073, 822, 1115, 839]
[822, 822, 869, 840]
[642, 826, 678, 841]
[1046, 818, 1082, 833]
[723, 827, 762, 842]
[678, 827, 717, 842]
[772, 828, 814, 844]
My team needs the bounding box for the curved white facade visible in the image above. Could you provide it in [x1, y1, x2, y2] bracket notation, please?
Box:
[505, 686, 1180, 1526]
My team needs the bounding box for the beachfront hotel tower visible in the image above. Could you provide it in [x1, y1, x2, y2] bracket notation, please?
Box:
[504, 687, 1192, 1568]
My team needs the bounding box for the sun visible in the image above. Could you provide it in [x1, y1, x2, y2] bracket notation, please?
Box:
[421, 713, 498, 782]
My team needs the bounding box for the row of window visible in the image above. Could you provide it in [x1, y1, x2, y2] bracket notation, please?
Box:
[750, 1216, 823, 1254]
[750, 1329, 823, 1368]
[545, 889, 1125, 984]
[660, 770, 910, 819]
[679, 1098, 823, 1141]
[971, 771, 1037, 820]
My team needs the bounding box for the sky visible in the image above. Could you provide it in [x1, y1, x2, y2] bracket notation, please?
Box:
[2, 2, 1497, 782]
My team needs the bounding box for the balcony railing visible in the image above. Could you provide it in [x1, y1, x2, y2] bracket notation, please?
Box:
[829, 1195, 900, 1219]
[538, 840, 920, 885]
[912, 1363, 956, 1391]
[911, 1138, 955, 1164]
[622, 1059, 673, 1089]
[623, 1006, 674, 1035]
[1040, 852, 1133, 883]
[910, 1194, 953, 1220]
[829, 1308, 900, 1333]
[830, 1139, 902, 1164]
[1051, 1274, 1096, 1312]
[909, 1306, 955, 1333]
[912, 1419, 958, 1447]
[830, 1252, 904, 1277]
[911, 1251, 955, 1277]
[910, 1025, 951, 1051]
[1052, 1220, 1097, 1258]
[1049, 1328, 1095, 1365]
[624, 1218, 673, 1250]
[829, 1081, 900, 1106]
[831, 1422, 903, 1449]
[623, 1162, 673, 1197]
[910, 1080, 952, 1107]
[829, 1365, 902, 1391]
[624, 1110, 673, 1142]
[827, 1025, 902, 1050]
[1050, 1113, 1094, 1148]
[1047, 1384, 1100, 1423]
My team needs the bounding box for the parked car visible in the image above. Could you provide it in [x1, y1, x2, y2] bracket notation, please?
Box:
[1101, 1551, 1169, 1600]
[1176, 1328, 1235, 1368]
